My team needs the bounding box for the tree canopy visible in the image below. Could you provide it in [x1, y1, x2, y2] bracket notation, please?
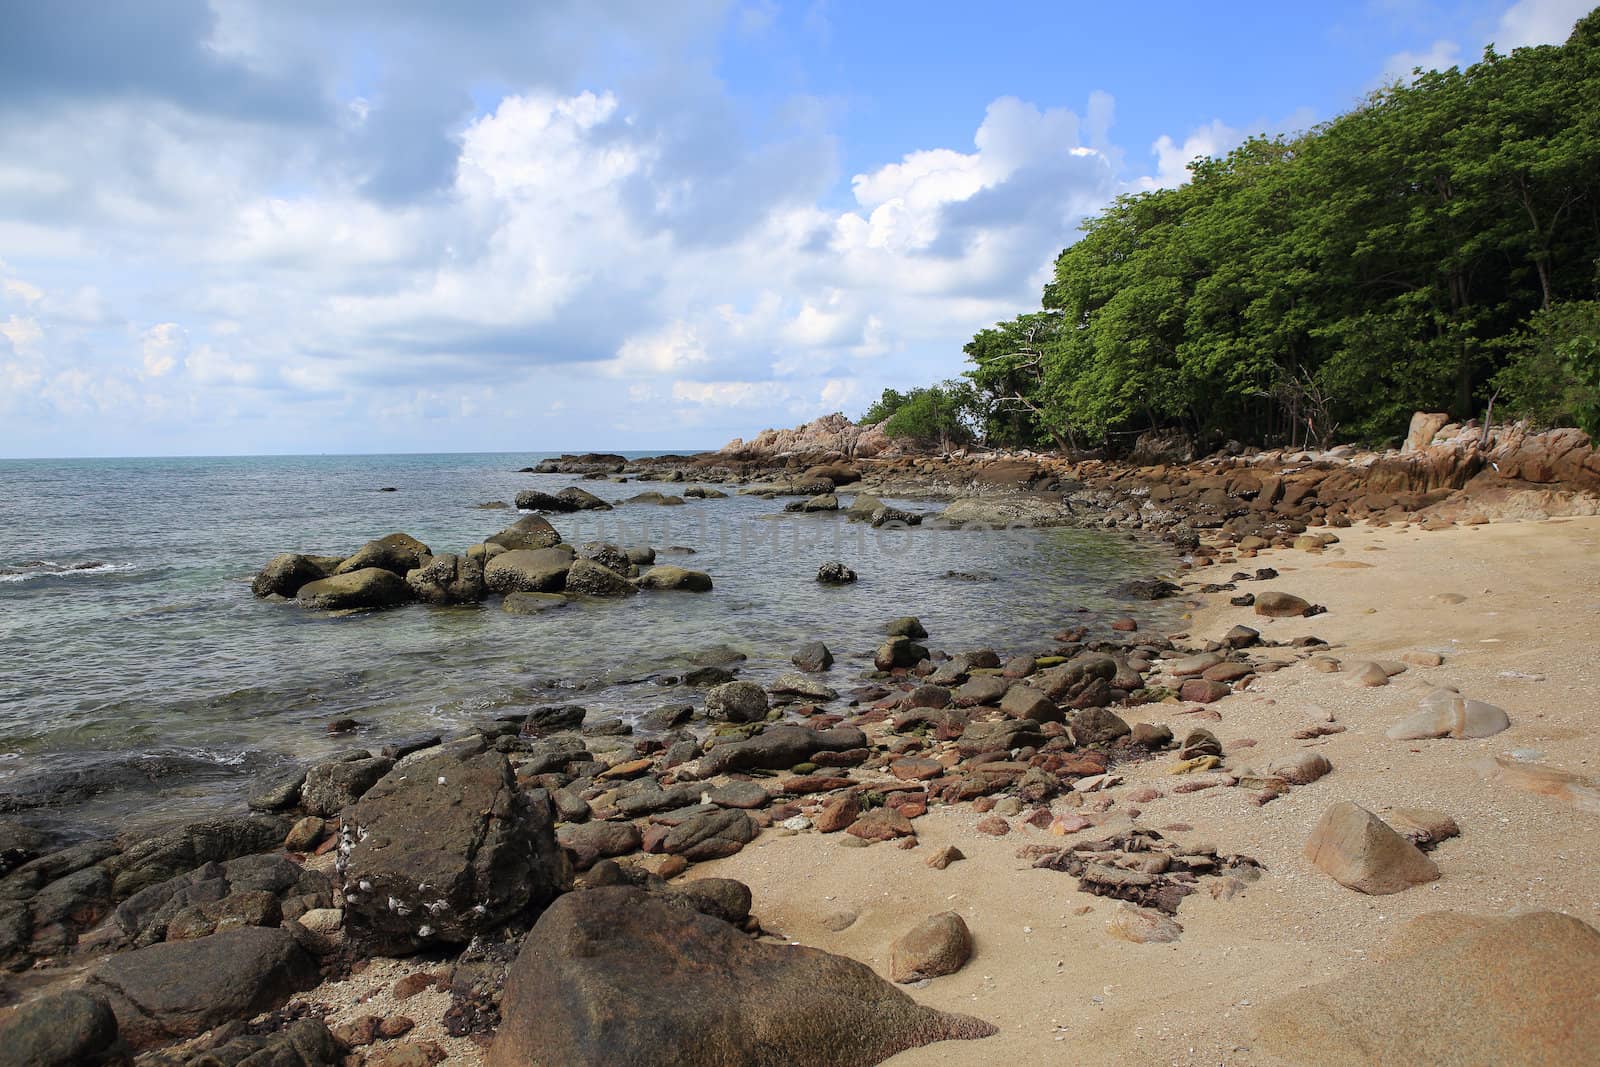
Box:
[879, 11, 1600, 451]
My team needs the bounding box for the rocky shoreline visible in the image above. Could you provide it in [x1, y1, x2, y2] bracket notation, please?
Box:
[3, 417, 1599, 1065]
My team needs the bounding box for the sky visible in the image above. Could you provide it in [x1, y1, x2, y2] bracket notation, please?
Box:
[0, 0, 1593, 457]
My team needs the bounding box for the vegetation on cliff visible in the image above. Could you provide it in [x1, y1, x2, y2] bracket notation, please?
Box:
[867, 11, 1600, 452]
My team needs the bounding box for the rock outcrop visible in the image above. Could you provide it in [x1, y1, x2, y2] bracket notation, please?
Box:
[488, 886, 995, 1067]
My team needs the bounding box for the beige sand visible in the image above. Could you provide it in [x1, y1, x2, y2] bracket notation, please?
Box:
[697, 515, 1600, 1065]
[307, 516, 1600, 1065]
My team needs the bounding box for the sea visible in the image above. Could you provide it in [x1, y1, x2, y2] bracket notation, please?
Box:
[0, 452, 1174, 839]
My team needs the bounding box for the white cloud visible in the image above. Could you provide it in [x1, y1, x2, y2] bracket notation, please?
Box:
[1495, 0, 1592, 48]
[140, 322, 186, 378]
[1142, 119, 1246, 190]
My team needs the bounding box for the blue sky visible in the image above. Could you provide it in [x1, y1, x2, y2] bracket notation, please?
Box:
[0, 0, 1591, 457]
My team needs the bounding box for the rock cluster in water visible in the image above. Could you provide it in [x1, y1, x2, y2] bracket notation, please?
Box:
[250, 502, 713, 613]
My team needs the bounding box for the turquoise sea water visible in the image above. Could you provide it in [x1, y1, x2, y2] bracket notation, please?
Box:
[0, 452, 1172, 837]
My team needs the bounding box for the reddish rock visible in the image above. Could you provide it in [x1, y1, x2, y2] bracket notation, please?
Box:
[890, 758, 943, 782]
[974, 816, 1011, 837]
[814, 793, 862, 833]
[847, 808, 914, 842]
[1179, 678, 1231, 703]
[781, 775, 855, 795]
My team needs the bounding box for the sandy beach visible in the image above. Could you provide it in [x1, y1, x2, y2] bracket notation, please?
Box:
[678, 514, 1600, 1065]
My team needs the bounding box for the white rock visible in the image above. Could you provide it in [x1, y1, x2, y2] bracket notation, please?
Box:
[1387, 689, 1510, 740]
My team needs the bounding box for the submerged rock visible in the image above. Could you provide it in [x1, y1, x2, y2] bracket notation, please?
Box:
[251, 553, 338, 599]
[488, 887, 996, 1067]
[636, 565, 713, 591]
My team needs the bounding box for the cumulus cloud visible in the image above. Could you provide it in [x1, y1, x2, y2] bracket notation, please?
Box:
[1379, 0, 1588, 92]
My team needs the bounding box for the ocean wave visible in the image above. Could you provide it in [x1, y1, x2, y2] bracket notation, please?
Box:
[0, 560, 138, 584]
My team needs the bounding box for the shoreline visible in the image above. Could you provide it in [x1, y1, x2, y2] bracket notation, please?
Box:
[3, 453, 1599, 1064]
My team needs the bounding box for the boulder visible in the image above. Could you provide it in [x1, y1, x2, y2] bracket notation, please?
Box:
[488, 887, 995, 1066]
[845, 493, 884, 520]
[816, 561, 857, 585]
[1071, 707, 1131, 746]
[792, 641, 834, 672]
[576, 541, 631, 574]
[339, 749, 570, 951]
[885, 616, 928, 639]
[483, 547, 574, 594]
[1257, 910, 1600, 1066]
[486, 514, 563, 552]
[108, 815, 293, 898]
[564, 559, 636, 597]
[662, 809, 758, 861]
[559, 822, 643, 871]
[1254, 591, 1313, 618]
[768, 672, 838, 702]
[301, 755, 395, 818]
[0, 989, 118, 1067]
[889, 912, 973, 983]
[404, 552, 486, 605]
[295, 568, 412, 611]
[705, 681, 769, 723]
[636, 565, 713, 592]
[874, 636, 928, 671]
[1268, 751, 1333, 785]
[334, 533, 431, 576]
[1387, 690, 1511, 740]
[514, 489, 580, 512]
[1304, 801, 1440, 895]
[1000, 684, 1060, 723]
[953, 675, 1010, 706]
[1403, 411, 1451, 453]
[87, 926, 318, 1049]
[698, 724, 867, 776]
[557, 486, 613, 511]
[251, 553, 337, 599]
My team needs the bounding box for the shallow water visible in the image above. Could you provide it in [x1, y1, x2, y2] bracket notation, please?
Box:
[0, 452, 1174, 837]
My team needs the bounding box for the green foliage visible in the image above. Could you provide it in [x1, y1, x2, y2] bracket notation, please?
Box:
[1493, 301, 1600, 433]
[904, 14, 1600, 451]
[861, 382, 977, 450]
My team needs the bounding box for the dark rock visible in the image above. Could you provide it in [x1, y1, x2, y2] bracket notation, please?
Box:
[523, 705, 587, 733]
[875, 636, 928, 671]
[792, 641, 834, 673]
[251, 553, 336, 599]
[109, 815, 291, 898]
[87, 926, 318, 1049]
[187, 1018, 340, 1066]
[301, 755, 395, 818]
[0, 989, 118, 1066]
[662, 809, 758, 861]
[999, 684, 1061, 723]
[886, 616, 928, 639]
[638, 704, 693, 732]
[1254, 591, 1313, 618]
[559, 822, 643, 871]
[699, 724, 868, 776]
[487, 887, 995, 1066]
[515, 489, 581, 512]
[704, 681, 769, 723]
[1071, 707, 1131, 746]
[816, 561, 857, 585]
[1112, 578, 1181, 601]
[558, 487, 614, 511]
[339, 750, 570, 951]
[659, 878, 752, 926]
